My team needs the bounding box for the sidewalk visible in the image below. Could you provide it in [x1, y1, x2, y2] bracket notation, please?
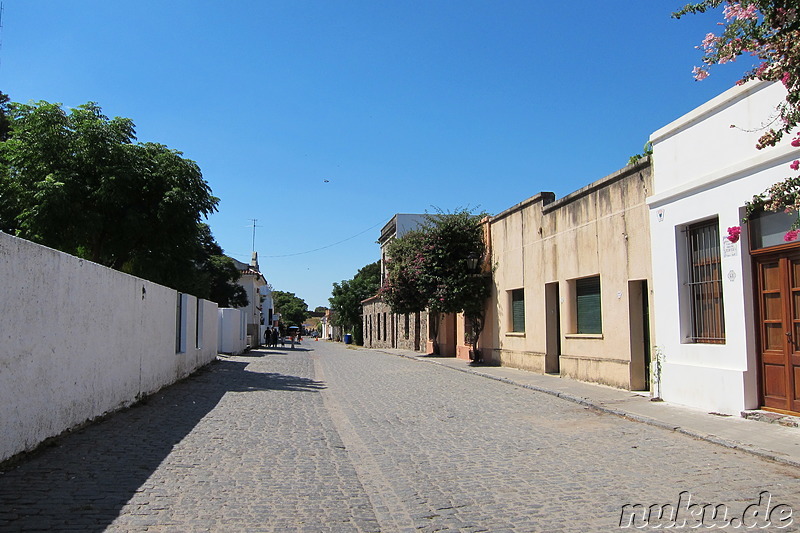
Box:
[376, 348, 800, 469]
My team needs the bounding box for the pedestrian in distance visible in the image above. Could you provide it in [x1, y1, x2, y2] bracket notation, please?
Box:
[272, 328, 278, 348]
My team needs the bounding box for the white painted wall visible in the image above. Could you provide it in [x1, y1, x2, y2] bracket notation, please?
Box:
[648, 81, 800, 414]
[218, 307, 247, 354]
[0, 232, 219, 462]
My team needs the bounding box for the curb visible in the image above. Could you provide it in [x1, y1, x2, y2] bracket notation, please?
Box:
[378, 350, 800, 469]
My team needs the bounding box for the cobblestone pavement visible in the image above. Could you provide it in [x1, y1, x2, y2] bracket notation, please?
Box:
[1, 341, 800, 532]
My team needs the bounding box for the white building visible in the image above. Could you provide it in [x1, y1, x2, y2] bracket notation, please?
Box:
[231, 252, 269, 346]
[648, 81, 800, 415]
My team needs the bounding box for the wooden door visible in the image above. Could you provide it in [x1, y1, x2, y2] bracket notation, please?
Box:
[756, 254, 800, 414]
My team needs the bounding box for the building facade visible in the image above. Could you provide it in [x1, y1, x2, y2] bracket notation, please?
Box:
[648, 80, 800, 415]
[362, 295, 429, 352]
[362, 214, 431, 352]
[231, 252, 268, 346]
[488, 159, 654, 390]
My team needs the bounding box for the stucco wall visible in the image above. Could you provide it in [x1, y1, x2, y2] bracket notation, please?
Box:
[648, 80, 800, 414]
[490, 160, 653, 390]
[218, 307, 247, 355]
[0, 232, 219, 462]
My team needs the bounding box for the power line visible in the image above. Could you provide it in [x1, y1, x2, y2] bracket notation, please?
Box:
[230, 217, 386, 260]
[264, 217, 389, 258]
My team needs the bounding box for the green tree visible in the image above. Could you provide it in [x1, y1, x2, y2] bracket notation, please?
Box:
[329, 261, 381, 345]
[381, 230, 430, 315]
[0, 100, 241, 298]
[0, 92, 10, 142]
[184, 223, 248, 308]
[675, 1, 800, 237]
[273, 290, 309, 327]
[381, 210, 491, 358]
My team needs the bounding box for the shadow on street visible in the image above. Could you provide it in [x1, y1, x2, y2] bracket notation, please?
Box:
[0, 357, 324, 531]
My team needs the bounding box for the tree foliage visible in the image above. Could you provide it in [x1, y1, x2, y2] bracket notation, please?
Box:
[0, 99, 244, 301]
[329, 261, 381, 345]
[0, 92, 10, 143]
[381, 209, 491, 355]
[273, 290, 309, 327]
[676, 1, 800, 238]
[380, 231, 429, 315]
[676, 0, 799, 146]
[187, 224, 248, 308]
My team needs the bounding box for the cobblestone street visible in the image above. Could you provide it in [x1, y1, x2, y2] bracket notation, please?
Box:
[2, 341, 800, 532]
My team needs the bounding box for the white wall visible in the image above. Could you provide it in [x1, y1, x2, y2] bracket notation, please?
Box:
[648, 81, 800, 414]
[0, 232, 219, 462]
[218, 307, 247, 355]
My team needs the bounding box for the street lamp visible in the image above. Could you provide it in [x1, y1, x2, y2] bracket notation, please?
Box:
[466, 251, 481, 274]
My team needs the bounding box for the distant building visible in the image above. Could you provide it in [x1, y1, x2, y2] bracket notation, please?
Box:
[230, 252, 269, 347]
[362, 214, 430, 352]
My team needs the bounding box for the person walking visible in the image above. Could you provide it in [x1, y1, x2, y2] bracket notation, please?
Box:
[271, 328, 278, 348]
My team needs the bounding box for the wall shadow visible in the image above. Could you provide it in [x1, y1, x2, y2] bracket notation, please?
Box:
[0, 358, 324, 531]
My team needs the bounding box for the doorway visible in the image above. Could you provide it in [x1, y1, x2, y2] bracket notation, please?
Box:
[755, 253, 800, 415]
[414, 312, 421, 351]
[545, 282, 561, 374]
[628, 280, 651, 391]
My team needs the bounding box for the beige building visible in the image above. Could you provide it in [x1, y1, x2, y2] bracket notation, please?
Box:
[488, 159, 653, 390]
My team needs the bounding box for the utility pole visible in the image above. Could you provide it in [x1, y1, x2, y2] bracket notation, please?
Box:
[0, 2, 5, 72]
[249, 218, 262, 253]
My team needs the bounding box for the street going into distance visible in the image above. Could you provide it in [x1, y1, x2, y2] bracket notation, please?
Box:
[1, 341, 799, 532]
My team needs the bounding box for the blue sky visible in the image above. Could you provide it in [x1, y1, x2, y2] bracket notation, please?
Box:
[2, 1, 748, 309]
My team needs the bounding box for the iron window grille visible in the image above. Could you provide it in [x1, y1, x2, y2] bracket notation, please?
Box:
[685, 219, 726, 344]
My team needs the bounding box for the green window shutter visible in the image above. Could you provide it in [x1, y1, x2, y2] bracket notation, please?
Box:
[511, 289, 525, 332]
[576, 277, 602, 334]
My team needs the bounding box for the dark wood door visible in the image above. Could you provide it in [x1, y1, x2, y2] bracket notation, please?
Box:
[756, 254, 800, 414]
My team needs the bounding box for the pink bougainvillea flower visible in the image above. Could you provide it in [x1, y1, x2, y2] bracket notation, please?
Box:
[723, 3, 758, 21]
[784, 230, 800, 242]
[699, 32, 719, 50]
[791, 160, 800, 171]
[792, 135, 800, 148]
[692, 66, 710, 81]
[727, 226, 741, 243]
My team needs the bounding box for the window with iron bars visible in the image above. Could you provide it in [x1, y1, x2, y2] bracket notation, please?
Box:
[685, 219, 725, 344]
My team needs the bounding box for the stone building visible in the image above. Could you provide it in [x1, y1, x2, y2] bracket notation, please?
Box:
[362, 296, 428, 352]
[362, 214, 431, 353]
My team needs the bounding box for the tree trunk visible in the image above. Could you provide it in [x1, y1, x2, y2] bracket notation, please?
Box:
[469, 313, 485, 364]
[429, 312, 440, 355]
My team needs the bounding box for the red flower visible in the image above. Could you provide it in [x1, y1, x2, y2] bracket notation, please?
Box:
[727, 226, 741, 243]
